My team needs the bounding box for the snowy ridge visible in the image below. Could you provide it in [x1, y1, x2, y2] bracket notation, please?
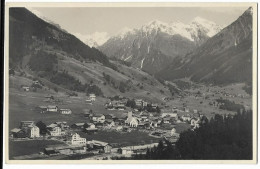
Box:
[116, 27, 136, 39]
[73, 32, 109, 47]
[113, 17, 223, 41]
[190, 17, 222, 37]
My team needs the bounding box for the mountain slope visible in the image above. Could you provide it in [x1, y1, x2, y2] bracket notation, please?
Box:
[157, 7, 253, 85]
[99, 19, 222, 74]
[9, 8, 115, 70]
[9, 8, 171, 102]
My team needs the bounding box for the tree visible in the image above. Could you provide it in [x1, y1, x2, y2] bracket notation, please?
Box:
[36, 121, 47, 135]
[119, 82, 126, 93]
[126, 99, 136, 108]
[135, 110, 252, 160]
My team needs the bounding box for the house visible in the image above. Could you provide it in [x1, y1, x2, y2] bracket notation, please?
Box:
[85, 128, 98, 134]
[20, 121, 35, 129]
[69, 133, 86, 146]
[27, 125, 40, 138]
[47, 123, 58, 128]
[87, 140, 112, 153]
[161, 112, 178, 119]
[47, 105, 58, 112]
[84, 123, 97, 134]
[104, 119, 115, 127]
[116, 105, 126, 110]
[163, 117, 171, 124]
[92, 114, 105, 123]
[119, 143, 158, 156]
[89, 94, 96, 101]
[86, 123, 96, 129]
[38, 106, 48, 113]
[171, 128, 176, 136]
[71, 123, 85, 130]
[86, 99, 93, 105]
[10, 128, 27, 138]
[116, 126, 123, 131]
[22, 86, 30, 92]
[47, 126, 62, 136]
[181, 114, 191, 121]
[142, 101, 148, 107]
[151, 103, 158, 109]
[125, 112, 138, 127]
[135, 99, 143, 107]
[55, 121, 69, 130]
[118, 147, 133, 156]
[59, 109, 72, 115]
[85, 127, 97, 133]
[95, 122, 104, 128]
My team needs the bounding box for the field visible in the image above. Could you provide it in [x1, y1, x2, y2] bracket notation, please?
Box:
[9, 140, 65, 159]
[8, 74, 252, 160]
[78, 130, 161, 147]
[9, 86, 129, 129]
[164, 82, 252, 119]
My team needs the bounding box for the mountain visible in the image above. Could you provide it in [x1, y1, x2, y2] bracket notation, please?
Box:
[9, 8, 171, 102]
[99, 18, 222, 74]
[9, 8, 115, 70]
[157, 7, 253, 85]
[73, 32, 109, 48]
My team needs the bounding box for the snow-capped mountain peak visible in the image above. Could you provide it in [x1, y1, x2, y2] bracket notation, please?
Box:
[100, 17, 224, 74]
[73, 32, 109, 47]
[112, 17, 222, 42]
[190, 17, 223, 37]
[116, 27, 136, 39]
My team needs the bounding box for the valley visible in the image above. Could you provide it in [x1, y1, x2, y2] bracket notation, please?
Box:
[7, 7, 253, 161]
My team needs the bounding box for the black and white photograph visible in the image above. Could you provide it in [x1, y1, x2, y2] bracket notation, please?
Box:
[4, 2, 257, 164]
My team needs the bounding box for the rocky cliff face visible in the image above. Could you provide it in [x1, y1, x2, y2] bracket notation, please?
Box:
[99, 18, 222, 74]
[157, 7, 253, 85]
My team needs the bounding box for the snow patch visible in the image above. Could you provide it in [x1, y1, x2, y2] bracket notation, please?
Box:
[140, 57, 145, 69]
[124, 55, 132, 61]
[116, 27, 135, 39]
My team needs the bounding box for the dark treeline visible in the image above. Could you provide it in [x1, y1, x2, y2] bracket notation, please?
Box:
[216, 98, 245, 112]
[129, 110, 252, 160]
[242, 82, 252, 95]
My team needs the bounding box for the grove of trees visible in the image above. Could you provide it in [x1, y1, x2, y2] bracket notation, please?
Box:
[131, 110, 252, 160]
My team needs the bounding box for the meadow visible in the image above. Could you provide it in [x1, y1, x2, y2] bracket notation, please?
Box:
[9, 139, 65, 159]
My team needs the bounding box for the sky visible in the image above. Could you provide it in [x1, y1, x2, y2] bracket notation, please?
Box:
[28, 6, 249, 45]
